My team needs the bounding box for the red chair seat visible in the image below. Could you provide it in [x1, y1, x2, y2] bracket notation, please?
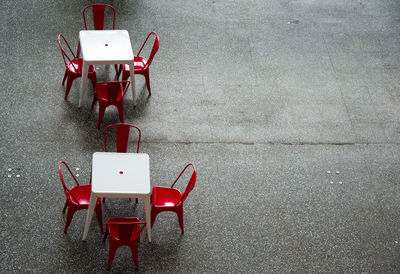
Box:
[121, 56, 148, 72]
[69, 184, 92, 206]
[67, 58, 95, 74]
[152, 186, 182, 207]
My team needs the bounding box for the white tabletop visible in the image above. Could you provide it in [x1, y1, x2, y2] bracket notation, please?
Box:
[79, 30, 134, 62]
[92, 152, 150, 195]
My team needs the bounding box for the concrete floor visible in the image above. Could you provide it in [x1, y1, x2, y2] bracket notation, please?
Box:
[1, 0, 400, 273]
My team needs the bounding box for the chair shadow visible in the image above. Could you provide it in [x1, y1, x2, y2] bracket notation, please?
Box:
[124, 83, 151, 120]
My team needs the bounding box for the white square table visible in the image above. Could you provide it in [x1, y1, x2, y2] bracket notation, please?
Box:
[82, 152, 152, 242]
[79, 30, 136, 107]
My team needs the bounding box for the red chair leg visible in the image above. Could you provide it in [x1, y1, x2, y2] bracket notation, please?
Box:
[117, 102, 124, 123]
[89, 73, 97, 89]
[130, 242, 139, 270]
[62, 199, 68, 213]
[176, 206, 184, 234]
[122, 69, 129, 81]
[64, 75, 75, 100]
[114, 65, 120, 79]
[150, 208, 159, 228]
[91, 95, 97, 109]
[103, 230, 108, 242]
[115, 65, 120, 79]
[121, 69, 129, 89]
[107, 241, 118, 270]
[97, 102, 106, 128]
[64, 206, 78, 233]
[95, 202, 104, 233]
[144, 70, 151, 96]
[62, 70, 68, 85]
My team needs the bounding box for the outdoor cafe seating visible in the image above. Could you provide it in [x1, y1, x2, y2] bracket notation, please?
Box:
[56, 4, 197, 270]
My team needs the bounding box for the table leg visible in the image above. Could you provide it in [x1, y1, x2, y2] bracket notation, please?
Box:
[79, 61, 89, 108]
[128, 62, 136, 106]
[82, 194, 97, 241]
[143, 195, 152, 242]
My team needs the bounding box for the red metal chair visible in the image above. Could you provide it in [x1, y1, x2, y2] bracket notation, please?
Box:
[58, 34, 97, 100]
[58, 161, 103, 233]
[117, 32, 159, 96]
[103, 217, 146, 270]
[91, 81, 130, 128]
[102, 123, 141, 204]
[104, 123, 141, 153]
[82, 4, 119, 74]
[151, 163, 197, 233]
[83, 4, 116, 30]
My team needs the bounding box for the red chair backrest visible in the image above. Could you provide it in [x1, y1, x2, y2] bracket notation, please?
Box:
[107, 220, 146, 242]
[96, 81, 130, 103]
[83, 4, 116, 30]
[184, 169, 197, 198]
[58, 34, 78, 72]
[137, 32, 159, 70]
[171, 163, 197, 206]
[58, 161, 81, 204]
[104, 123, 141, 153]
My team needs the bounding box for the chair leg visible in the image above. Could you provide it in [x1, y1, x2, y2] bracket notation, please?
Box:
[103, 230, 108, 242]
[97, 103, 106, 129]
[121, 69, 129, 89]
[91, 95, 97, 109]
[107, 241, 118, 270]
[64, 206, 77, 233]
[135, 198, 138, 204]
[62, 70, 68, 85]
[150, 208, 159, 228]
[114, 65, 120, 79]
[95, 202, 104, 233]
[64, 76, 74, 100]
[130, 242, 139, 270]
[89, 73, 97, 89]
[117, 102, 124, 123]
[144, 70, 151, 96]
[122, 69, 130, 81]
[62, 199, 68, 213]
[176, 207, 184, 234]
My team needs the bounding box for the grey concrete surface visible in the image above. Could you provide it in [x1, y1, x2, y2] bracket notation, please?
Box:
[1, 0, 400, 273]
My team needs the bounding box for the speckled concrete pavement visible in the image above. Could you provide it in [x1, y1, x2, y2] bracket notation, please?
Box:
[1, 0, 400, 273]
